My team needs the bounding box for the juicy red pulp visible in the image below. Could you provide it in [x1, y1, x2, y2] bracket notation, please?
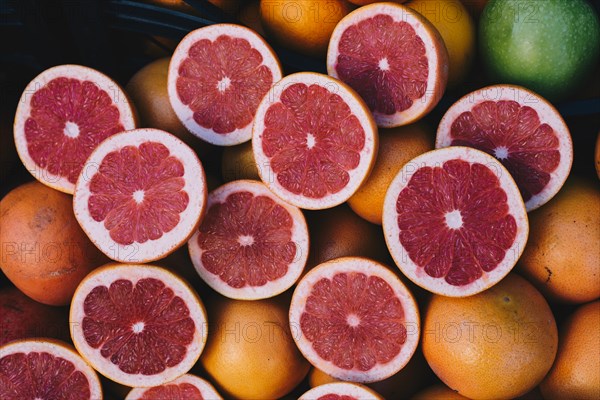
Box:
[176, 34, 274, 134]
[140, 382, 203, 400]
[25, 77, 125, 184]
[0, 351, 91, 399]
[318, 395, 358, 400]
[88, 141, 189, 246]
[450, 100, 561, 202]
[335, 14, 428, 115]
[198, 191, 296, 288]
[82, 278, 195, 376]
[300, 272, 406, 371]
[262, 83, 366, 199]
[395, 159, 517, 286]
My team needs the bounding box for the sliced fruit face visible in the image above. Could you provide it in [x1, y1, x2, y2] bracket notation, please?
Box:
[125, 373, 222, 400]
[0, 339, 102, 400]
[436, 85, 573, 211]
[189, 180, 309, 300]
[73, 128, 206, 263]
[14, 64, 137, 194]
[70, 264, 207, 387]
[290, 257, 420, 383]
[383, 147, 529, 297]
[299, 382, 383, 400]
[253, 72, 378, 210]
[327, 3, 448, 127]
[168, 23, 282, 146]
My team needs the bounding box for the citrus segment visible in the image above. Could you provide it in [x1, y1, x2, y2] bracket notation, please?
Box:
[189, 180, 308, 299]
[383, 147, 528, 297]
[168, 24, 282, 146]
[14, 64, 136, 194]
[299, 382, 383, 400]
[125, 374, 223, 400]
[253, 72, 377, 209]
[327, 3, 448, 127]
[290, 257, 419, 383]
[70, 264, 207, 387]
[436, 85, 573, 210]
[0, 339, 102, 400]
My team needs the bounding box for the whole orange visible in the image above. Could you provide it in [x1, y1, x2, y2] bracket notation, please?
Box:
[221, 141, 260, 182]
[412, 385, 468, 399]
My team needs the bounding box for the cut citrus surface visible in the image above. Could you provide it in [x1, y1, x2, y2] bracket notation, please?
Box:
[189, 180, 308, 299]
[290, 257, 420, 383]
[253, 72, 378, 210]
[382, 147, 528, 297]
[299, 382, 383, 400]
[168, 23, 282, 146]
[73, 128, 207, 263]
[436, 85, 573, 211]
[327, 3, 448, 127]
[0, 339, 102, 399]
[125, 373, 222, 400]
[70, 264, 207, 387]
[14, 64, 137, 194]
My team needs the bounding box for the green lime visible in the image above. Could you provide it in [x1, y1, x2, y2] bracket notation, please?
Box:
[480, 0, 600, 101]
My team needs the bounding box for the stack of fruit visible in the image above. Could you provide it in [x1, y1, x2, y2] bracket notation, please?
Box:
[1, 0, 599, 399]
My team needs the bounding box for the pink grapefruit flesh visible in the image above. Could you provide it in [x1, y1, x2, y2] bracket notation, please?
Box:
[327, 3, 448, 127]
[168, 23, 282, 146]
[73, 128, 207, 263]
[383, 147, 528, 297]
[70, 264, 207, 387]
[253, 72, 378, 210]
[125, 373, 222, 400]
[14, 64, 136, 194]
[290, 257, 420, 383]
[436, 85, 573, 211]
[299, 382, 383, 400]
[0, 339, 102, 400]
[189, 180, 309, 300]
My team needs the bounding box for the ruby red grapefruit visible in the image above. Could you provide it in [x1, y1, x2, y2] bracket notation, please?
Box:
[168, 24, 282, 146]
[69, 264, 207, 387]
[125, 374, 222, 399]
[253, 72, 378, 209]
[436, 85, 573, 211]
[73, 128, 207, 263]
[327, 3, 448, 127]
[382, 147, 528, 297]
[14, 64, 137, 194]
[290, 257, 420, 383]
[0, 339, 102, 399]
[188, 179, 309, 299]
[299, 382, 383, 400]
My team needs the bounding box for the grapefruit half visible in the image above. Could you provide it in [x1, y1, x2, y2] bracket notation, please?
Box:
[14, 64, 137, 194]
[290, 257, 420, 383]
[168, 24, 282, 146]
[253, 72, 378, 210]
[436, 85, 573, 211]
[125, 374, 222, 399]
[0, 339, 102, 399]
[382, 147, 528, 297]
[299, 382, 383, 400]
[327, 3, 448, 127]
[188, 179, 309, 299]
[73, 128, 207, 263]
[69, 263, 207, 387]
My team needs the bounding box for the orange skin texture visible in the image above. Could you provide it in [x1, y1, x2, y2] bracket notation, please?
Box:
[0, 182, 106, 305]
[348, 123, 435, 225]
[422, 274, 558, 400]
[411, 385, 469, 399]
[260, 0, 351, 57]
[540, 300, 600, 399]
[518, 178, 600, 304]
[200, 294, 310, 399]
[239, 0, 267, 37]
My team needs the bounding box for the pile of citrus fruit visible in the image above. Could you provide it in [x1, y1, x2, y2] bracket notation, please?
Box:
[1, 0, 599, 399]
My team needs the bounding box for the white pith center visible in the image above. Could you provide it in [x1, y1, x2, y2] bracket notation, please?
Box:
[217, 76, 231, 92]
[378, 58, 390, 71]
[347, 314, 360, 327]
[238, 235, 254, 246]
[132, 322, 145, 334]
[494, 146, 510, 160]
[306, 133, 316, 149]
[133, 190, 145, 204]
[63, 121, 80, 138]
[445, 210, 463, 230]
